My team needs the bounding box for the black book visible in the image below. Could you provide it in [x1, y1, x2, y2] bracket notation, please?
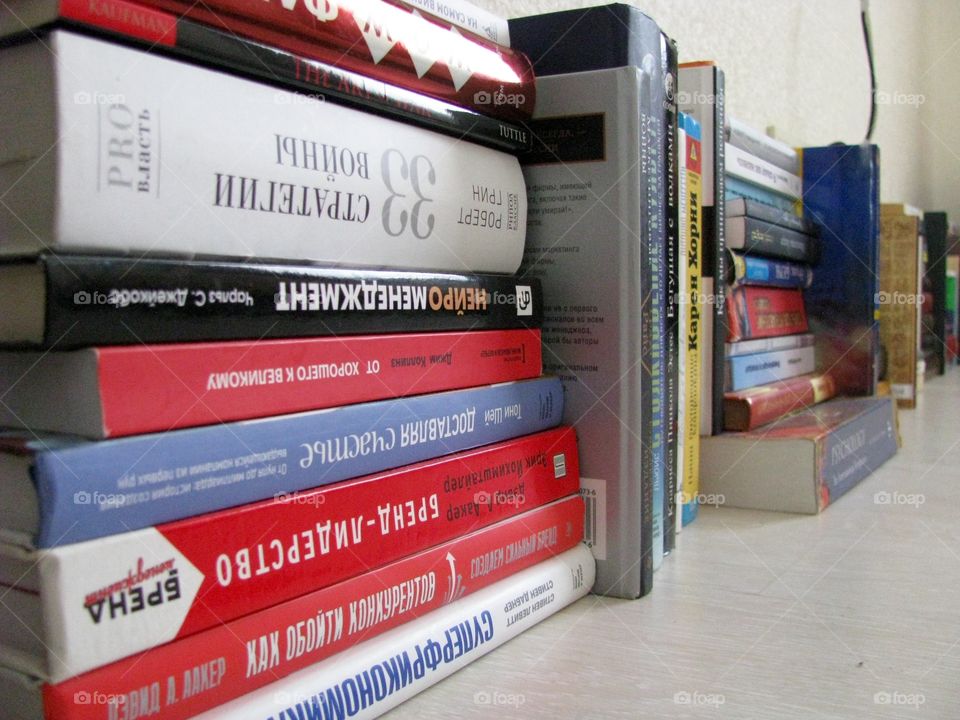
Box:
[726, 216, 821, 264]
[726, 197, 820, 236]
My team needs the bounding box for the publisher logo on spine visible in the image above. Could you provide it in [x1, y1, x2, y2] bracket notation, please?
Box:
[514, 285, 533, 316]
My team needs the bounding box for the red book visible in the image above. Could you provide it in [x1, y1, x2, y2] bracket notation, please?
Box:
[726, 285, 808, 342]
[0, 328, 541, 438]
[39, 495, 584, 720]
[106, 0, 535, 121]
[11, 428, 579, 681]
[724, 372, 837, 431]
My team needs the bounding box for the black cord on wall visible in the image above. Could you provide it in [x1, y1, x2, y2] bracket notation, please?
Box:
[861, 0, 877, 141]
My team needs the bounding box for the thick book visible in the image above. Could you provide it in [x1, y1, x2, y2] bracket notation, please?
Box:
[724, 142, 802, 199]
[519, 64, 660, 599]
[401, 0, 510, 45]
[679, 61, 727, 436]
[2, 0, 535, 121]
[1, 499, 587, 720]
[0, 428, 579, 681]
[701, 397, 898, 513]
[725, 116, 799, 174]
[0, 376, 564, 549]
[0, 328, 542, 438]
[924, 211, 949, 376]
[0, 0, 528, 154]
[726, 197, 819, 236]
[0, 255, 542, 348]
[192, 544, 594, 720]
[726, 332, 815, 358]
[726, 216, 820, 263]
[725, 175, 797, 214]
[727, 286, 809, 342]
[724, 344, 816, 392]
[724, 372, 837, 431]
[0, 31, 526, 272]
[801, 144, 881, 396]
[727, 250, 813, 289]
[678, 112, 703, 529]
[879, 204, 923, 408]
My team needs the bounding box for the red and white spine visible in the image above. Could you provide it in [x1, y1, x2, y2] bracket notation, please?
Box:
[1, 328, 541, 437]
[726, 286, 808, 342]
[29, 428, 578, 681]
[42, 496, 585, 720]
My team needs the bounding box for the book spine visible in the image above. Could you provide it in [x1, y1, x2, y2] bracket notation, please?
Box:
[661, 33, 679, 556]
[42, 498, 587, 719]
[725, 176, 797, 214]
[45, 0, 527, 153]
[3, 33, 526, 273]
[398, 0, 510, 45]
[191, 544, 594, 720]
[728, 251, 813, 288]
[727, 217, 820, 263]
[724, 373, 836, 431]
[725, 197, 817, 235]
[724, 345, 816, 392]
[725, 332, 815, 358]
[34, 376, 565, 547]
[3, 329, 542, 438]
[136, 0, 534, 121]
[31, 257, 542, 348]
[879, 212, 921, 407]
[818, 398, 897, 509]
[681, 113, 702, 526]
[724, 142, 802, 199]
[35, 429, 579, 680]
[726, 286, 809, 342]
[725, 116, 798, 174]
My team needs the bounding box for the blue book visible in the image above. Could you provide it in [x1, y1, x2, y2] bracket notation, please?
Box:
[728, 251, 813, 288]
[1, 377, 564, 548]
[801, 144, 881, 395]
[725, 345, 816, 392]
[725, 175, 797, 214]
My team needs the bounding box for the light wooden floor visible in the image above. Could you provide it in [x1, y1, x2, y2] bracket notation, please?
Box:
[387, 369, 960, 719]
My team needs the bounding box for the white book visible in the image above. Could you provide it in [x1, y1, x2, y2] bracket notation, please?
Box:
[195, 545, 594, 720]
[0, 31, 526, 273]
[405, 0, 510, 45]
[725, 116, 799, 174]
[725, 142, 803, 200]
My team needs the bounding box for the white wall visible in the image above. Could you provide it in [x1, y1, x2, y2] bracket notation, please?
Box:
[482, 0, 960, 220]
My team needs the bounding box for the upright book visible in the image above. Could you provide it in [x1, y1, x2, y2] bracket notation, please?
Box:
[0, 256, 543, 348]
[0, 502, 587, 720]
[511, 2, 669, 596]
[0, 376, 564, 548]
[0, 328, 542, 438]
[0, 31, 526, 272]
[0, 0, 528, 153]
[924, 211, 949, 376]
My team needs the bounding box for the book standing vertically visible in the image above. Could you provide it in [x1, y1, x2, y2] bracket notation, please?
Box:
[801, 144, 881, 396]
[679, 61, 727, 435]
[511, 3, 669, 597]
[924, 211, 949, 376]
[0, 31, 526, 272]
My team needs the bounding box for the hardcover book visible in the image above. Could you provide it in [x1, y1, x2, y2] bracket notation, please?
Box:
[725, 116, 798, 174]
[0, 376, 564, 548]
[724, 372, 837, 431]
[0, 255, 542, 348]
[726, 332, 816, 358]
[924, 211, 949, 376]
[724, 344, 816, 392]
[0, 328, 542, 438]
[0, 31, 527, 272]
[0, 500, 587, 720]
[0, 0, 528, 153]
[726, 286, 809, 342]
[726, 197, 819, 236]
[726, 216, 820, 263]
[724, 142, 802, 199]
[725, 175, 797, 214]
[701, 397, 898, 513]
[519, 65, 660, 599]
[728, 251, 813, 289]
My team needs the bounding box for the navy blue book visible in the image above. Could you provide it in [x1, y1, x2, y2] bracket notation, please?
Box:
[801, 144, 881, 395]
[924, 211, 949, 376]
[0, 377, 563, 548]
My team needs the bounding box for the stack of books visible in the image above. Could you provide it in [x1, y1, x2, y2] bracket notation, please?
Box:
[0, 1, 595, 717]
